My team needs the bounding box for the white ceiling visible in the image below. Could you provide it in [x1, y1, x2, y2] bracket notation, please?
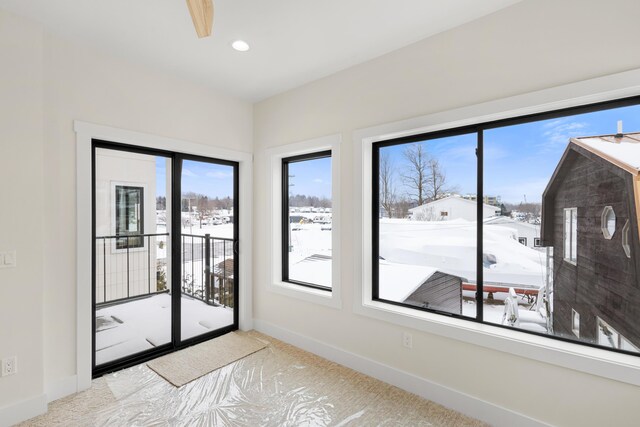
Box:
[0, 0, 519, 101]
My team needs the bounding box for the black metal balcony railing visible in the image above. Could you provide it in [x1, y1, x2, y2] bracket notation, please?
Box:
[95, 233, 234, 309]
[181, 234, 234, 308]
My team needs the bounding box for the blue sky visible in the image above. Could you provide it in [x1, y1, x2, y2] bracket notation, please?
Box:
[155, 159, 234, 199]
[382, 103, 640, 204]
[288, 157, 332, 198]
[155, 157, 331, 199]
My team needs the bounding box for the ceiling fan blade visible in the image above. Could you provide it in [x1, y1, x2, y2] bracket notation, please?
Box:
[186, 0, 213, 38]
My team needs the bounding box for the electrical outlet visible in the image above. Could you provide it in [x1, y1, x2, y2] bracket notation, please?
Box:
[1, 356, 17, 376]
[402, 332, 413, 349]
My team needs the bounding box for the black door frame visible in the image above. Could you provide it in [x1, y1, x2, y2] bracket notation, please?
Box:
[92, 139, 239, 377]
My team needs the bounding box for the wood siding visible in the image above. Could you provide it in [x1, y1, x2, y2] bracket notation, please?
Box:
[404, 271, 462, 314]
[549, 152, 640, 349]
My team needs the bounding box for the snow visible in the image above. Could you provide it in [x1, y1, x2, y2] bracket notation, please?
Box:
[95, 293, 233, 365]
[287, 223, 333, 287]
[461, 291, 547, 332]
[574, 134, 640, 171]
[289, 254, 332, 288]
[378, 261, 437, 302]
[379, 218, 546, 289]
[377, 218, 548, 332]
[184, 222, 234, 239]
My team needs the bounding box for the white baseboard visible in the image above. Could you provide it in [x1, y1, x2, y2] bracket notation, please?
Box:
[0, 394, 47, 427]
[253, 319, 549, 427]
[46, 375, 78, 403]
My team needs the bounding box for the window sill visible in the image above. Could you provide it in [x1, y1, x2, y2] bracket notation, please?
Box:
[268, 280, 341, 309]
[354, 298, 640, 387]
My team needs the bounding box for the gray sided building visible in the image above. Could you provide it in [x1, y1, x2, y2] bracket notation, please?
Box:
[541, 132, 640, 352]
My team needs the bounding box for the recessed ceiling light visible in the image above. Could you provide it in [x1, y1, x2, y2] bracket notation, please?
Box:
[231, 40, 250, 52]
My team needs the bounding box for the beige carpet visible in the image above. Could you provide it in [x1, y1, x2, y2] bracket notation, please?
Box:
[19, 331, 488, 426]
[146, 331, 267, 387]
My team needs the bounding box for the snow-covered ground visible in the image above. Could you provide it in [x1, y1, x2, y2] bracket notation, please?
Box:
[156, 223, 234, 239]
[377, 218, 548, 331]
[95, 293, 233, 365]
[287, 223, 332, 287]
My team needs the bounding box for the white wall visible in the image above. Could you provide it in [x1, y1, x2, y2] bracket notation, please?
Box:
[0, 6, 253, 422]
[42, 25, 252, 394]
[0, 11, 46, 419]
[253, 1, 640, 426]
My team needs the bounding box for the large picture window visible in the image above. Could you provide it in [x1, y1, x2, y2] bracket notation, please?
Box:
[115, 185, 144, 249]
[373, 96, 640, 357]
[282, 151, 333, 290]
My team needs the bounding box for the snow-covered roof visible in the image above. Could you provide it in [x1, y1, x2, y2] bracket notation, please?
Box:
[409, 195, 499, 212]
[379, 219, 546, 288]
[378, 261, 437, 302]
[571, 132, 640, 175]
[289, 254, 332, 288]
[483, 216, 540, 231]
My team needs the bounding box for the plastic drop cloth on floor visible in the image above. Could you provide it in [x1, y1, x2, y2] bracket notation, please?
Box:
[37, 332, 486, 427]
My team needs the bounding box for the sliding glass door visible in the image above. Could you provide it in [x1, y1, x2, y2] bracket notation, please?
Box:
[92, 142, 238, 375]
[178, 157, 238, 344]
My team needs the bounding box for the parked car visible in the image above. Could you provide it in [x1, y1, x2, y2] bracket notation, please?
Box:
[290, 215, 312, 224]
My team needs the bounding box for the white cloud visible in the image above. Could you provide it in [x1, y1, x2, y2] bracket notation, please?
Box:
[538, 118, 589, 153]
[313, 178, 323, 183]
[182, 168, 196, 177]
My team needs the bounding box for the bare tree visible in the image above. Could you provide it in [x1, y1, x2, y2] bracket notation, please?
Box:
[425, 158, 457, 201]
[394, 196, 414, 219]
[400, 143, 429, 206]
[379, 152, 396, 217]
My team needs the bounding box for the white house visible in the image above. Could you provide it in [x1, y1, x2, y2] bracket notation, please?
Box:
[409, 195, 500, 221]
[484, 216, 541, 249]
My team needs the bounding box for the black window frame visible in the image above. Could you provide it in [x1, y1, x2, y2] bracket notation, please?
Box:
[92, 139, 241, 377]
[371, 94, 640, 358]
[282, 150, 332, 291]
[115, 185, 145, 249]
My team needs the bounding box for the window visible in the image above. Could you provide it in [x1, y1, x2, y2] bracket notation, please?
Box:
[375, 131, 477, 318]
[564, 208, 577, 264]
[572, 309, 580, 337]
[371, 96, 640, 358]
[623, 219, 631, 258]
[282, 151, 332, 290]
[115, 185, 144, 249]
[597, 317, 639, 352]
[601, 206, 616, 239]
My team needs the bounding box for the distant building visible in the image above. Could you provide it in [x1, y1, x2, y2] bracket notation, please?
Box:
[462, 194, 502, 206]
[484, 216, 541, 249]
[541, 132, 640, 351]
[409, 195, 500, 221]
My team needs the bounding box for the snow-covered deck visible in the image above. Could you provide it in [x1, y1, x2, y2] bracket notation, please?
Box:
[95, 293, 233, 365]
